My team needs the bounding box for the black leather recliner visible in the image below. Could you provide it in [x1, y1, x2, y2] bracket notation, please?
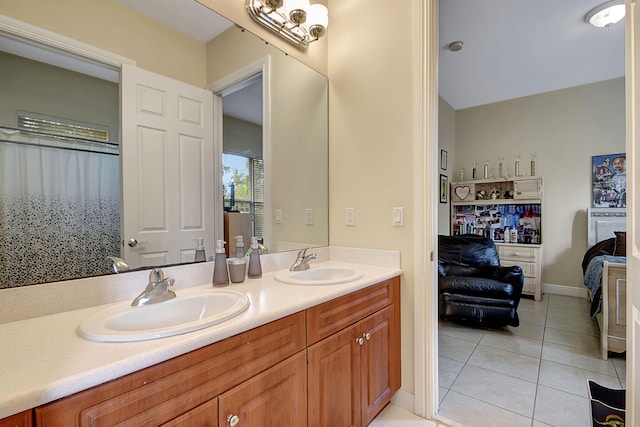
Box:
[438, 234, 524, 327]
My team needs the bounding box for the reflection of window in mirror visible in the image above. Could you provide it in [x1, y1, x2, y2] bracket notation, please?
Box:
[222, 153, 264, 240]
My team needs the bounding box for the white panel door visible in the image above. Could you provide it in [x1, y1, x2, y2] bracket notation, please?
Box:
[121, 63, 214, 268]
[626, 0, 640, 422]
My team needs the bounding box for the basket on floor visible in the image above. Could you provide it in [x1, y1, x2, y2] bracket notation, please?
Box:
[587, 380, 625, 427]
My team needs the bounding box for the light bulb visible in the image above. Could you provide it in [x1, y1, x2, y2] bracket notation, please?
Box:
[307, 4, 328, 37]
[284, 0, 309, 24]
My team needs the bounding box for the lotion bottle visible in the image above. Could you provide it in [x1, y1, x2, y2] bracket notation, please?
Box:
[194, 238, 206, 262]
[247, 237, 262, 279]
[234, 235, 245, 258]
[212, 240, 229, 286]
[504, 227, 511, 243]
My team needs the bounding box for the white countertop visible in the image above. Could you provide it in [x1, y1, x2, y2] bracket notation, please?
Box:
[0, 258, 401, 419]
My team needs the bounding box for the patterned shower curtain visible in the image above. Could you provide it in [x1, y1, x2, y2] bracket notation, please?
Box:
[0, 133, 120, 288]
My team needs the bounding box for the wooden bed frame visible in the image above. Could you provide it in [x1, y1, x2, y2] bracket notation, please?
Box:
[587, 208, 626, 360]
[598, 261, 626, 359]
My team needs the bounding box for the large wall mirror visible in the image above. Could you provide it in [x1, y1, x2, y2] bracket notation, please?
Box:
[0, 1, 328, 289]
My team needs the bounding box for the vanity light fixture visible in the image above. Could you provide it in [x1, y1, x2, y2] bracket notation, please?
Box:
[585, 0, 626, 28]
[246, 0, 329, 48]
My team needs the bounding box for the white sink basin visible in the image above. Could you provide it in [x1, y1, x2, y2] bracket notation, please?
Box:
[274, 266, 363, 286]
[78, 289, 250, 342]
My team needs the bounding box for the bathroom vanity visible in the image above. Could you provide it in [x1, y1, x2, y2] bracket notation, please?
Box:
[0, 253, 401, 427]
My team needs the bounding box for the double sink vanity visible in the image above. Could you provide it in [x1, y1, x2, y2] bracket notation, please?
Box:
[0, 247, 401, 426]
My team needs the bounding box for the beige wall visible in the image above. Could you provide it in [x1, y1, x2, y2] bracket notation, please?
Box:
[438, 97, 456, 235]
[0, 51, 119, 140]
[223, 116, 262, 158]
[0, 0, 206, 87]
[327, 0, 417, 393]
[207, 26, 329, 250]
[451, 78, 625, 288]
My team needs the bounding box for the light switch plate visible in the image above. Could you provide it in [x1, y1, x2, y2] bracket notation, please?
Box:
[392, 207, 404, 227]
[275, 209, 283, 224]
[305, 208, 313, 225]
[345, 208, 356, 226]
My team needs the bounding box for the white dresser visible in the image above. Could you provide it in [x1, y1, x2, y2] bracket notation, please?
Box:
[496, 243, 543, 301]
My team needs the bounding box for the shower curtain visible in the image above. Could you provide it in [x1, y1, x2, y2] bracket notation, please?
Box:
[0, 133, 120, 288]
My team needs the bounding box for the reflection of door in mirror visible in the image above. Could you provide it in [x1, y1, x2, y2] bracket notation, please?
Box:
[121, 64, 215, 269]
[221, 74, 264, 257]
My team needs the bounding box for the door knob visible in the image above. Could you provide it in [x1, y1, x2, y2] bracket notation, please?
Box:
[227, 414, 240, 426]
[127, 238, 147, 247]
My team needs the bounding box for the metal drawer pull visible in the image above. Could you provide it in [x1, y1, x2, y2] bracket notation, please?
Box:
[363, 332, 371, 341]
[227, 414, 240, 426]
[356, 337, 364, 345]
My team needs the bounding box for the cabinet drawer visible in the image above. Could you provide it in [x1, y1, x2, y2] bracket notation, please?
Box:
[0, 410, 32, 427]
[36, 312, 305, 426]
[501, 260, 534, 278]
[513, 178, 542, 199]
[500, 246, 535, 262]
[306, 277, 400, 345]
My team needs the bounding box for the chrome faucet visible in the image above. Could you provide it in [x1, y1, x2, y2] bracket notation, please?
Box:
[107, 256, 130, 273]
[131, 268, 176, 306]
[289, 248, 317, 271]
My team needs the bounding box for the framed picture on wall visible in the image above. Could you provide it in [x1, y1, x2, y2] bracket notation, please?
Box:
[592, 153, 626, 208]
[440, 150, 448, 170]
[440, 174, 448, 203]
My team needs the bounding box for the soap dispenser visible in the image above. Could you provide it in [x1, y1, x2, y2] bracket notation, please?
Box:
[194, 238, 206, 262]
[234, 235, 245, 258]
[212, 240, 230, 286]
[247, 237, 262, 279]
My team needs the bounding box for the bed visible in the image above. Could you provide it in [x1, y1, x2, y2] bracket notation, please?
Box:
[583, 208, 627, 360]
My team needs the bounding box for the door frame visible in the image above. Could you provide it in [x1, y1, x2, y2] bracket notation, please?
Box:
[413, 0, 440, 419]
[0, 15, 133, 75]
[625, 0, 638, 422]
[208, 56, 272, 250]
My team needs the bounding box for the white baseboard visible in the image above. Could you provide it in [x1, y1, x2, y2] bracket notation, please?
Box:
[543, 283, 588, 299]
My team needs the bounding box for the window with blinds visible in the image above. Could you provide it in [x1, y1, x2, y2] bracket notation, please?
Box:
[222, 153, 264, 239]
[17, 111, 110, 143]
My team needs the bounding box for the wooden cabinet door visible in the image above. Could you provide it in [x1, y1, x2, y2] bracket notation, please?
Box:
[218, 351, 307, 427]
[513, 178, 541, 199]
[307, 324, 361, 427]
[359, 306, 395, 427]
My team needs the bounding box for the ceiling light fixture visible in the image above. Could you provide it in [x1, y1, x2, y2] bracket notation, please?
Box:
[246, 0, 329, 48]
[585, 0, 626, 28]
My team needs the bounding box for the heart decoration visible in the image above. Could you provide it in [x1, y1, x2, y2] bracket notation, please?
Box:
[454, 185, 470, 200]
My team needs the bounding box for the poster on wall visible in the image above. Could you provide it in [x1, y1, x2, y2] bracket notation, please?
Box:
[592, 153, 626, 208]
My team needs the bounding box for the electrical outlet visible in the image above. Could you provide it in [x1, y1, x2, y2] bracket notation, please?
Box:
[305, 208, 313, 225]
[345, 208, 356, 226]
[392, 207, 404, 227]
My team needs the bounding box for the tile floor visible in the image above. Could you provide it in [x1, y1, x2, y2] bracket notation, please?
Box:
[437, 294, 626, 427]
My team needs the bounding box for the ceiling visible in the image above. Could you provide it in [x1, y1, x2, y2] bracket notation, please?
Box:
[117, 0, 233, 42]
[116, 0, 626, 111]
[439, 0, 626, 110]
